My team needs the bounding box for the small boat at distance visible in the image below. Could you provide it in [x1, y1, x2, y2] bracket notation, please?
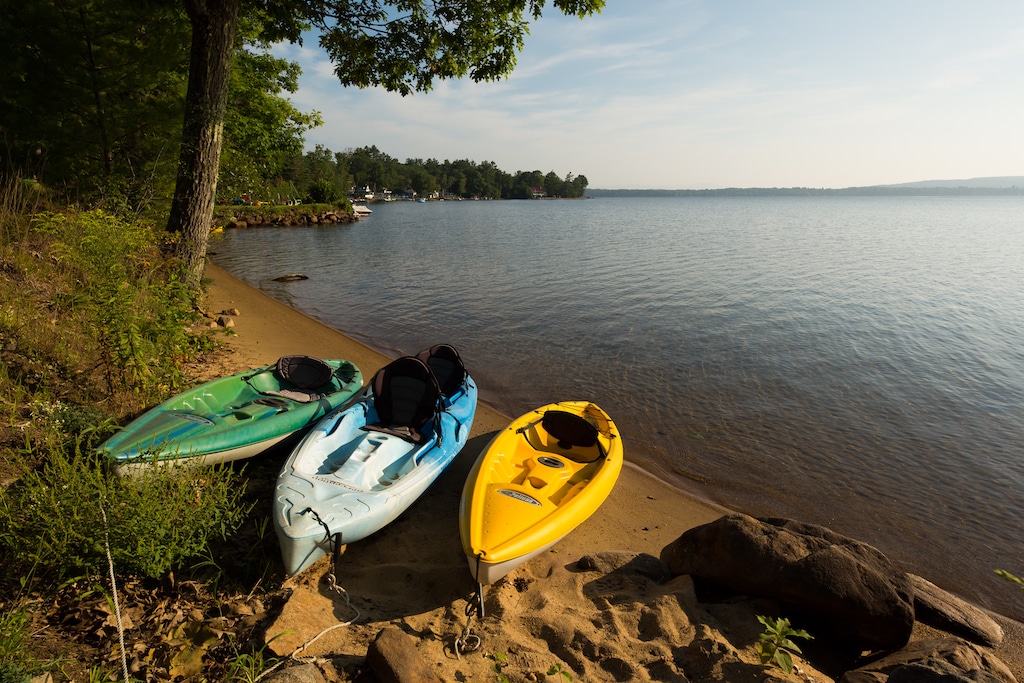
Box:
[274, 345, 477, 575]
[100, 356, 363, 477]
[459, 401, 622, 585]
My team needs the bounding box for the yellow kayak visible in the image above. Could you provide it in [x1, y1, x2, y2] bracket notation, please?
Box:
[459, 401, 622, 584]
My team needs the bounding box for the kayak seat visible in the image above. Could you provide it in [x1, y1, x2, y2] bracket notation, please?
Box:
[270, 355, 335, 403]
[276, 355, 334, 388]
[415, 344, 467, 398]
[362, 356, 442, 444]
[541, 410, 602, 463]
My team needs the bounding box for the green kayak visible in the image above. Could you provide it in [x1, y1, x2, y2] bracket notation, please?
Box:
[100, 356, 363, 476]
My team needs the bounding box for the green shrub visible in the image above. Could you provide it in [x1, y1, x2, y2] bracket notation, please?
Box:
[305, 178, 338, 204]
[0, 449, 252, 581]
[486, 652, 509, 683]
[29, 209, 211, 400]
[222, 634, 285, 683]
[0, 588, 53, 683]
[0, 175, 49, 246]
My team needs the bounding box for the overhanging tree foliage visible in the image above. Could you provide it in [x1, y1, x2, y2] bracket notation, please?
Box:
[167, 0, 605, 288]
[218, 48, 323, 202]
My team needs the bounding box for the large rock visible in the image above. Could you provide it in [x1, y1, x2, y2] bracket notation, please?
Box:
[264, 562, 345, 657]
[660, 514, 915, 651]
[909, 574, 1004, 647]
[838, 637, 1017, 683]
[575, 551, 672, 581]
[366, 627, 442, 683]
[261, 663, 326, 683]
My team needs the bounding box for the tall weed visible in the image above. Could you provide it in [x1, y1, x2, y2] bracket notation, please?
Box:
[0, 578, 56, 681]
[0, 599, 32, 681]
[0, 448, 251, 581]
[0, 175, 48, 245]
[0, 180, 254, 680]
[29, 209, 211, 400]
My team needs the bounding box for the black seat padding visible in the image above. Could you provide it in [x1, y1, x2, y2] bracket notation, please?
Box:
[415, 344, 466, 398]
[542, 410, 598, 449]
[363, 356, 441, 444]
[275, 355, 334, 389]
[266, 355, 335, 402]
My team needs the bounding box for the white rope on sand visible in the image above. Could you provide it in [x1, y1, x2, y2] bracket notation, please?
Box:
[254, 582, 361, 681]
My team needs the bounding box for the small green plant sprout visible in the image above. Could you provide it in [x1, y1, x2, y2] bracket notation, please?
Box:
[223, 639, 281, 683]
[995, 569, 1024, 590]
[546, 662, 573, 681]
[756, 615, 813, 674]
[218, 631, 289, 683]
[87, 665, 129, 683]
[486, 651, 510, 683]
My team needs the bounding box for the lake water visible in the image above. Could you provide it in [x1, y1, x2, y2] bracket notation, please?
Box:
[209, 195, 1024, 619]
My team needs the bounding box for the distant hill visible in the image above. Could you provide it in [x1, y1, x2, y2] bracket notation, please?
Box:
[589, 176, 1024, 197]
[879, 176, 1024, 189]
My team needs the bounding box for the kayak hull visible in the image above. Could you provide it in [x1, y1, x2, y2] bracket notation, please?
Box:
[460, 401, 622, 584]
[100, 359, 363, 476]
[274, 375, 477, 575]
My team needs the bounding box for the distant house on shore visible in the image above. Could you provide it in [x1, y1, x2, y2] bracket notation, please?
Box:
[529, 186, 547, 199]
[350, 185, 375, 201]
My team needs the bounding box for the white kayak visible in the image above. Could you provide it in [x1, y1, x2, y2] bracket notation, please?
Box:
[273, 345, 477, 575]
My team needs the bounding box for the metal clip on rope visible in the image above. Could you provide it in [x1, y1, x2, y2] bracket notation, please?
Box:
[454, 555, 487, 657]
[455, 611, 481, 658]
[301, 507, 361, 623]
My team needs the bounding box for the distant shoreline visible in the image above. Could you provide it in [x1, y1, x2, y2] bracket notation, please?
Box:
[588, 186, 1024, 197]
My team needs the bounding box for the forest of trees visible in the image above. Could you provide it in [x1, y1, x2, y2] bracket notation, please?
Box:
[0, 2, 588, 213]
[288, 145, 589, 203]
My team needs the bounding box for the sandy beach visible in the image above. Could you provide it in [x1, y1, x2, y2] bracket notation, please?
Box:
[200, 262, 1024, 682]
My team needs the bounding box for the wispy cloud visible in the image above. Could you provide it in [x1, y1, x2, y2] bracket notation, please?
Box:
[274, 2, 1024, 189]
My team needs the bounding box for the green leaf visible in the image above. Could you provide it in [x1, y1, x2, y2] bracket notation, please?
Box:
[779, 637, 804, 654]
[773, 648, 794, 674]
[755, 614, 812, 673]
[996, 569, 1024, 589]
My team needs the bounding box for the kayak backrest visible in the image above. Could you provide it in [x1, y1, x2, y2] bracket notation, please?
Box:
[364, 356, 441, 444]
[274, 355, 334, 389]
[415, 344, 466, 398]
[541, 410, 602, 463]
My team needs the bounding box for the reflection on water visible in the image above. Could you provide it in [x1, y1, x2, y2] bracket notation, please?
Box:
[211, 195, 1024, 618]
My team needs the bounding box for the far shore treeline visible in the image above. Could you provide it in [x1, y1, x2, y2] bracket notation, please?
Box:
[291, 145, 590, 203]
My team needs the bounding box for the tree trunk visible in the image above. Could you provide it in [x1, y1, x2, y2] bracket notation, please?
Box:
[167, 0, 240, 290]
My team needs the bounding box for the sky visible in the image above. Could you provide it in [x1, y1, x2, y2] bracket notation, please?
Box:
[271, 1, 1024, 190]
